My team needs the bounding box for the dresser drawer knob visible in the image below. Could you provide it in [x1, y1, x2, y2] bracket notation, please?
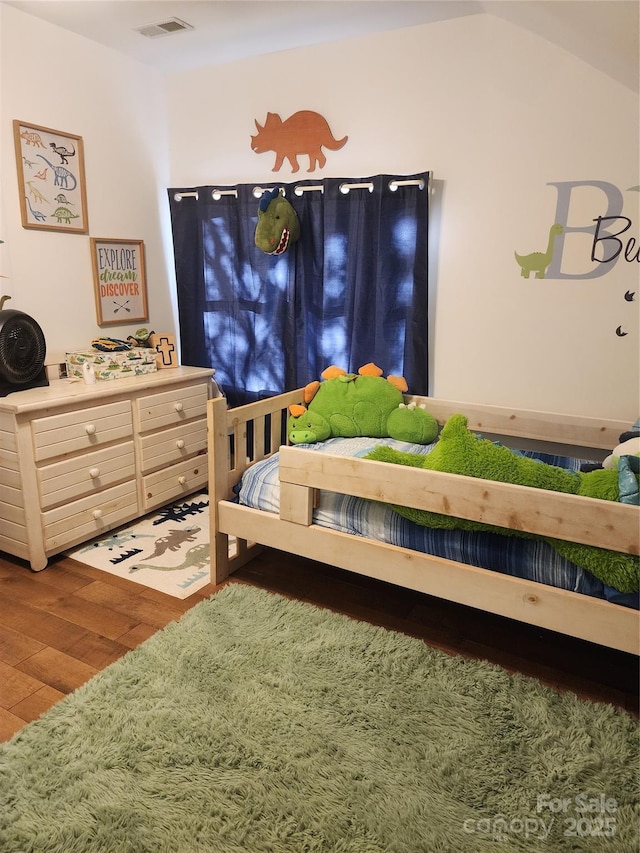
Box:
[174, 402, 184, 412]
[89, 467, 100, 479]
[92, 509, 103, 520]
[176, 439, 185, 449]
[85, 424, 96, 435]
[178, 475, 187, 485]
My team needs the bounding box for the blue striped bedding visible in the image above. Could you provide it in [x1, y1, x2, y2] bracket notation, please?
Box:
[237, 436, 639, 609]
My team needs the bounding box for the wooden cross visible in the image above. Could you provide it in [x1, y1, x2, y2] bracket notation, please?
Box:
[149, 333, 178, 368]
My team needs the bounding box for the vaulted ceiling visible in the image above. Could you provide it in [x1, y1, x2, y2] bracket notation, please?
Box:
[4, 0, 639, 91]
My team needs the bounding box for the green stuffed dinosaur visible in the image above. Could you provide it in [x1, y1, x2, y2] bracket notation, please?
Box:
[366, 413, 639, 593]
[287, 363, 438, 445]
[255, 187, 300, 255]
[126, 327, 155, 348]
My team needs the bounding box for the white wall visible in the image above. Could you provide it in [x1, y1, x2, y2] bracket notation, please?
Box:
[167, 14, 639, 421]
[0, 4, 176, 369]
[1, 6, 637, 421]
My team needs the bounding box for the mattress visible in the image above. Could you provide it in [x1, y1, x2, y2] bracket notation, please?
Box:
[237, 436, 639, 609]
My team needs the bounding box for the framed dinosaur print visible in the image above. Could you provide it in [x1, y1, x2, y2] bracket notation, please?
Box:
[13, 120, 88, 233]
[90, 237, 148, 326]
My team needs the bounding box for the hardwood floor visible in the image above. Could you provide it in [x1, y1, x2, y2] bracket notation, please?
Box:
[0, 547, 637, 743]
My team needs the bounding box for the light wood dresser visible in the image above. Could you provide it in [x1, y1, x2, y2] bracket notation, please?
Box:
[0, 366, 216, 570]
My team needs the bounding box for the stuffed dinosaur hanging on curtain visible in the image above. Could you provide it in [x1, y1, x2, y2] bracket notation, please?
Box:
[255, 187, 300, 255]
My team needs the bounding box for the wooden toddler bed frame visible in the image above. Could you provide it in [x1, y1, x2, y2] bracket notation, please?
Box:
[207, 392, 640, 655]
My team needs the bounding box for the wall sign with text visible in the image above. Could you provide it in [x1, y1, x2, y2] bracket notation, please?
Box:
[90, 238, 148, 326]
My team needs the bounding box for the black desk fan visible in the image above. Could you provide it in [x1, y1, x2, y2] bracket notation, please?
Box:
[0, 295, 49, 396]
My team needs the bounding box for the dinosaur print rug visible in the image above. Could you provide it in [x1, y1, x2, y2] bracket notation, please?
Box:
[64, 494, 213, 598]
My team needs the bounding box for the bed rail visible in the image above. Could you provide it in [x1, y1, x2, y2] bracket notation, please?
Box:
[403, 396, 628, 453]
[278, 447, 639, 555]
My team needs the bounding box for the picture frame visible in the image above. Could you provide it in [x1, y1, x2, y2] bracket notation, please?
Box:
[90, 238, 148, 326]
[13, 120, 88, 233]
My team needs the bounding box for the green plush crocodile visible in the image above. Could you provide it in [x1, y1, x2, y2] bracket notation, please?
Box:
[366, 413, 640, 593]
[254, 187, 300, 255]
[287, 363, 438, 445]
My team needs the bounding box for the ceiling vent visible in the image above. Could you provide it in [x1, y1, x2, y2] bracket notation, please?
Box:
[135, 18, 193, 38]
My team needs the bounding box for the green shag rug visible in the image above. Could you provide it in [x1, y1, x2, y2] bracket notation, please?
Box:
[0, 584, 637, 853]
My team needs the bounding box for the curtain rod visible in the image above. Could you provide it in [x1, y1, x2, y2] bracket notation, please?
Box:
[173, 189, 238, 201]
[173, 178, 425, 203]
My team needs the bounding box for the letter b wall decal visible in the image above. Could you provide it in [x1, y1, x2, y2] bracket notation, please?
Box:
[545, 180, 639, 278]
[516, 180, 638, 337]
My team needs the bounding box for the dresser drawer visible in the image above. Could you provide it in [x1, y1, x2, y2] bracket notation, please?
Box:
[142, 455, 208, 512]
[139, 420, 207, 473]
[136, 383, 208, 433]
[38, 441, 136, 510]
[32, 401, 133, 462]
[43, 480, 138, 551]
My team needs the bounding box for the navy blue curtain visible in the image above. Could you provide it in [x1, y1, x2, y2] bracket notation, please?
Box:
[168, 173, 429, 407]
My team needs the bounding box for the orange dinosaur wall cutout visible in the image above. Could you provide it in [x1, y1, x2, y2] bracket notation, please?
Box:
[251, 110, 348, 173]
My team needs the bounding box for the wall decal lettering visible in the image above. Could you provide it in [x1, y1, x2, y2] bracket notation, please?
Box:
[545, 181, 638, 279]
[591, 216, 639, 264]
[515, 182, 638, 338]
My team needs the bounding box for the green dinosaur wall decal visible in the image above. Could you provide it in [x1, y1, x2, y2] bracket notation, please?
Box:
[515, 223, 564, 279]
